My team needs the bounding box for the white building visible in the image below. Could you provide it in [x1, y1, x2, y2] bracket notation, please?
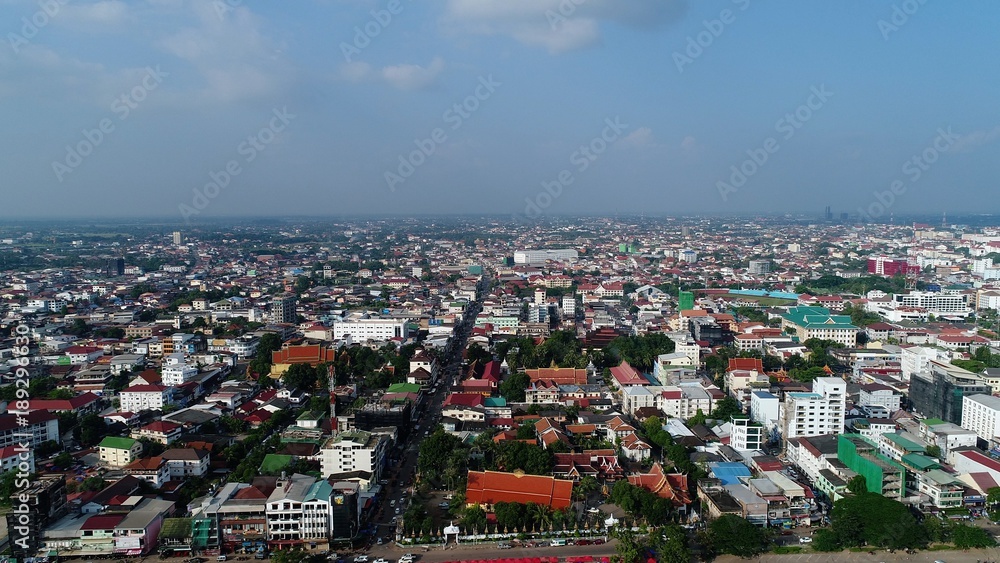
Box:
[900, 346, 942, 382]
[513, 249, 578, 264]
[730, 417, 764, 451]
[858, 384, 902, 414]
[781, 377, 846, 439]
[120, 384, 171, 413]
[266, 473, 313, 544]
[161, 449, 210, 479]
[961, 394, 1000, 443]
[162, 362, 198, 386]
[319, 431, 389, 489]
[750, 391, 780, 428]
[331, 317, 408, 342]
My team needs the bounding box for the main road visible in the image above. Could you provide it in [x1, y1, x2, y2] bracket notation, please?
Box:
[367, 273, 492, 545]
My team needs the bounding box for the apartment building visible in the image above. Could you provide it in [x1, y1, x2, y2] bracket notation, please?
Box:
[319, 431, 389, 489]
[961, 394, 1000, 443]
[910, 361, 989, 425]
[331, 317, 408, 341]
[781, 377, 846, 439]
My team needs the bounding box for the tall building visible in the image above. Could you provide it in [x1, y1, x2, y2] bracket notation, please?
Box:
[961, 394, 1000, 444]
[910, 361, 989, 425]
[867, 256, 919, 277]
[782, 377, 846, 439]
[172, 231, 183, 245]
[319, 431, 389, 488]
[748, 260, 771, 275]
[270, 293, 298, 324]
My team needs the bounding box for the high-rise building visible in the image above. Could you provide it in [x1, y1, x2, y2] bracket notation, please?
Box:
[270, 293, 298, 324]
[172, 231, 183, 245]
[748, 260, 771, 275]
[782, 377, 846, 439]
[910, 361, 989, 425]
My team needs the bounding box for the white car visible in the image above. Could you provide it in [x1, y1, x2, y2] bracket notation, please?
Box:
[354, 557, 369, 563]
[373, 559, 388, 563]
[798, 536, 812, 544]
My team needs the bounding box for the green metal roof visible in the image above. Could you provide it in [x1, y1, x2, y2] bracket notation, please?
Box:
[387, 382, 421, 394]
[99, 436, 138, 450]
[305, 479, 333, 502]
[882, 433, 926, 452]
[901, 453, 940, 471]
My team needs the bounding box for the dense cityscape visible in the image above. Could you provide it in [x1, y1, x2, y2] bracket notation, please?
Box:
[2, 215, 1000, 562]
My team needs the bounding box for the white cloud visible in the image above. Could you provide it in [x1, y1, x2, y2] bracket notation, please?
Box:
[949, 126, 1000, 153]
[56, 1, 131, 30]
[340, 58, 446, 91]
[443, 0, 686, 54]
[381, 57, 445, 91]
[155, 1, 292, 104]
[620, 126, 654, 147]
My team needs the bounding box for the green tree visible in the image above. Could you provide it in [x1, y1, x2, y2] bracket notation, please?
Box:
[847, 474, 868, 495]
[499, 371, 530, 402]
[461, 505, 487, 532]
[709, 396, 742, 420]
[924, 444, 942, 459]
[53, 452, 74, 469]
[610, 526, 643, 563]
[952, 523, 996, 549]
[708, 514, 767, 558]
[77, 413, 107, 447]
[650, 525, 692, 563]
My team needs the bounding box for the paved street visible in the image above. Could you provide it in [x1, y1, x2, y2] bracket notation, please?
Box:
[368, 542, 618, 563]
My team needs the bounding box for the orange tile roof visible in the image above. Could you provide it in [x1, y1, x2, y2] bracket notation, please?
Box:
[466, 470, 573, 509]
[524, 367, 589, 385]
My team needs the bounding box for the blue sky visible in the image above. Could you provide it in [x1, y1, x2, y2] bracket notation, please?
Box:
[2, 0, 999, 220]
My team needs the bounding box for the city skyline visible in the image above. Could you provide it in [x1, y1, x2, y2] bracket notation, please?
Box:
[3, 1, 1000, 219]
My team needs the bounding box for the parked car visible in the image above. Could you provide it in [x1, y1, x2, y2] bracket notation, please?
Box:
[799, 537, 813, 544]
[355, 555, 369, 562]
[498, 543, 512, 550]
[592, 539, 604, 545]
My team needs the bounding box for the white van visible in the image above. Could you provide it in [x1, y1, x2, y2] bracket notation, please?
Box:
[218, 556, 228, 561]
[550, 539, 566, 547]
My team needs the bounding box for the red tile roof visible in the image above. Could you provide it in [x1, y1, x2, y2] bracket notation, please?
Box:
[610, 361, 647, 386]
[465, 470, 573, 509]
[524, 367, 588, 385]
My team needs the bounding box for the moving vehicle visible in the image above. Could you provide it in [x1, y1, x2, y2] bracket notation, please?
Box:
[218, 556, 228, 562]
[550, 539, 567, 547]
[497, 543, 512, 550]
